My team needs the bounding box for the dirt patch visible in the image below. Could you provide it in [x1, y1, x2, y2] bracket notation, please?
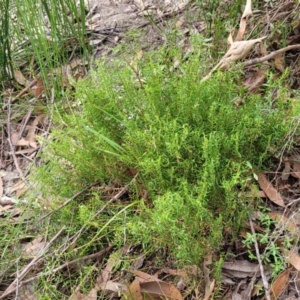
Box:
[82, 0, 194, 58]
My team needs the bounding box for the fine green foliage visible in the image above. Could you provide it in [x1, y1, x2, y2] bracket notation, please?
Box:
[243, 214, 286, 276]
[34, 35, 300, 265]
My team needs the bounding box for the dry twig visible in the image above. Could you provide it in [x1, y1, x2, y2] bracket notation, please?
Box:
[17, 108, 33, 140]
[249, 216, 271, 300]
[51, 245, 113, 274]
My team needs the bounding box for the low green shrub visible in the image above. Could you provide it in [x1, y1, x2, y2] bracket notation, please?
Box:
[35, 37, 300, 264]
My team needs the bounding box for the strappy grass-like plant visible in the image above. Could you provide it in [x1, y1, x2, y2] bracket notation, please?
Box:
[9, 0, 88, 92]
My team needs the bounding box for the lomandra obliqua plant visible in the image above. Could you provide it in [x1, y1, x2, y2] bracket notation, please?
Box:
[10, 0, 88, 90]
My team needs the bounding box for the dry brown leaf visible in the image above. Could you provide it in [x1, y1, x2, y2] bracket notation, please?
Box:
[158, 265, 200, 278]
[282, 161, 291, 181]
[268, 212, 300, 237]
[97, 249, 122, 285]
[221, 274, 235, 285]
[11, 208, 23, 217]
[222, 260, 272, 278]
[235, 18, 246, 42]
[204, 253, 212, 266]
[130, 270, 158, 282]
[139, 281, 183, 300]
[291, 162, 300, 179]
[201, 37, 266, 82]
[285, 251, 300, 270]
[259, 41, 268, 56]
[73, 69, 85, 83]
[242, 0, 252, 19]
[0, 204, 22, 217]
[257, 173, 285, 207]
[223, 260, 259, 273]
[10, 131, 20, 146]
[159, 268, 187, 277]
[223, 37, 266, 64]
[17, 138, 30, 147]
[228, 32, 234, 46]
[14, 70, 28, 86]
[130, 50, 143, 74]
[235, 0, 252, 41]
[270, 268, 291, 300]
[244, 69, 267, 93]
[25, 114, 44, 148]
[274, 52, 285, 73]
[31, 77, 45, 99]
[203, 279, 215, 300]
[201, 34, 266, 82]
[122, 278, 143, 300]
[84, 289, 97, 300]
[203, 254, 214, 300]
[123, 270, 183, 300]
[22, 236, 48, 258]
[69, 289, 97, 300]
[258, 190, 267, 198]
[70, 58, 84, 69]
[175, 19, 183, 28]
[97, 280, 126, 295]
[0, 205, 13, 215]
[0, 196, 17, 206]
[287, 34, 300, 45]
[173, 58, 180, 70]
[10, 180, 28, 197]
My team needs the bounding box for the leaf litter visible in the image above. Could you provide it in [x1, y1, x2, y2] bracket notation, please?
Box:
[257, 173, 285, 207]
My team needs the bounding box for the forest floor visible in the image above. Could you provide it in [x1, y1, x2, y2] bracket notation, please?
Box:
[1, 0, 300, 299]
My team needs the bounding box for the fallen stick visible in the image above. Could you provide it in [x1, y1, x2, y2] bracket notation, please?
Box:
[243, 44, 300, 67]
